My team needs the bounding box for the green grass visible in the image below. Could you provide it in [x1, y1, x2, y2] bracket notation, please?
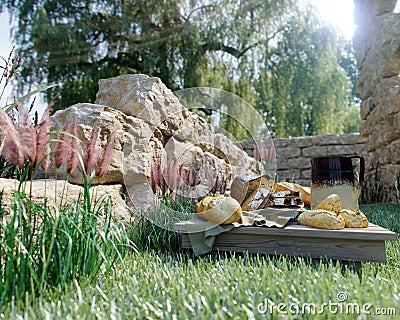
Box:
[128, 195, 195, 253]
[1, 203, 399, 319]
[0, 188, 134, 308]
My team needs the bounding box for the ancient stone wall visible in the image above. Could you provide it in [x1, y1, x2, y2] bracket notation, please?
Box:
[238, 133, 366, 186]
[353, 0, 400, 197]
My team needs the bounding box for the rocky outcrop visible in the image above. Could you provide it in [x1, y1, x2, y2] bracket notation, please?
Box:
[0, 178, 135, 225]
[45, 74, 257, 210]
[353, 0, 400, 200]
[50, 103, 161, 186]
[95, 74, 214, 150]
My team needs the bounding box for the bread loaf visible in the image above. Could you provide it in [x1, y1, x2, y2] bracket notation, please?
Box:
[273, 182, 297, 192]
[265, 190, 303, 207]
[339, 209, 369, 228]
[314, 194, 342, 214]
[195, 196, 242, 225]
[294, 184, 311, 208]
[297, 209, 345, 230]
[230, 174, 275, 204]
[273, 182, 311, 207]
[194, 196, 223, 213]
[241, 188, 271, 211]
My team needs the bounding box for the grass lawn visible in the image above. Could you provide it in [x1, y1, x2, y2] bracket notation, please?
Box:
[2, 203, 399, 319]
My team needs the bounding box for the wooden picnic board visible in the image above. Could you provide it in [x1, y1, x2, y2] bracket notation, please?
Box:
[174, 221, 397, 263]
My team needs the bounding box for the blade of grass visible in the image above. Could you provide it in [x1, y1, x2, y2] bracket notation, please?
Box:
[5, 84, 59, 113]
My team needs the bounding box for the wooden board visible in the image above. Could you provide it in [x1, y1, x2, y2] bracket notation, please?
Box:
[175, 221, 397, 263]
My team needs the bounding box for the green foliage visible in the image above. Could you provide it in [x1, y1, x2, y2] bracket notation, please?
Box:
[0, 186, 134, 307]
[258, 6, 359, 137]
[360, 164, 400, 204]
[0, 156, 22, 179]
[129, 218, 183, 253]
[1, 0, 360, 138]
[129, 194, 195, 253]
[1, 204, 399, 319]
[360, 203, 400, 233]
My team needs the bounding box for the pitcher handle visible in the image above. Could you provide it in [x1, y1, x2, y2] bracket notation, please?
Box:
[359, 156, 365, 184]
[350, 156, 364, 185]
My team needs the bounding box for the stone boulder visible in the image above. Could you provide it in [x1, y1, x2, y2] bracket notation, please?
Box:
[95, 74, 257, 198]
[50, 103, 163, 187]
[45, 74, 258, 210]
[95, 74, 185, 128]
[0, 178, 136, 225]
[95, 74, 215, 150]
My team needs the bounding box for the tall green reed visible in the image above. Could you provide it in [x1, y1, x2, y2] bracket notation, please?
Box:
[0, 86, 133, 308]
[0, 188, 134, 307]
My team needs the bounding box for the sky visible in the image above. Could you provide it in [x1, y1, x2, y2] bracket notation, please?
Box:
[0, 1, 359, 106]
[0, 11, 13, 107]
[307, 0, 356, 40]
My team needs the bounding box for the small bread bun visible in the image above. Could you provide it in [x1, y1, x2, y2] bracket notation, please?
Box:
[314, 194, 342, 214]
[339, 209, 369, 228]
[195, 196, 242, 225]
[195, 196, 222, 213]
[297, 209, 345, 230]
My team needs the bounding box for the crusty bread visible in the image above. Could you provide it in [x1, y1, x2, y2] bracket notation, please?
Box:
[195, 196, 242, 225]
[339, 209, 369, 228]
[266, 190, 303, 207]
[314, 194, 342, 214]
[297, 209, 345, 230]
[194, 196, 223, 213]
[294, 184, 311, 208]
[273, 182, 311, 208]
[230, 174, 275, 205]
[241, 188, 270, 211]
[273, 182, 297, 192]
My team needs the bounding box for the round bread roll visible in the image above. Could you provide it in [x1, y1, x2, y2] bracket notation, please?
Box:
[195, 196, 222, 213]
[314, 194, 342, 214]
[297, 209, 345, 230]
[339, 209, 369, 228]
[195, 196, 242, 225]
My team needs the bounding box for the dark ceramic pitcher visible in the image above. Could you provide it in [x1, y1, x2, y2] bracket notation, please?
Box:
[311, 156, 365, 210]
[311, 156, 364, 186]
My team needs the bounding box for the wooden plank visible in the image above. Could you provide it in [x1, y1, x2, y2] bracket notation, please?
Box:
[181, 233, 387, 262]
[174, 221, 397, 241]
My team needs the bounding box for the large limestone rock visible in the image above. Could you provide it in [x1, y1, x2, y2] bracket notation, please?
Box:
[92, 74, 258, 208]
[0, 178, 136, 225]
[39, 74, 258, 210]
[95, 74, 214, 151]
[51, 103, 162, 188]
[95, 74, 185, 128]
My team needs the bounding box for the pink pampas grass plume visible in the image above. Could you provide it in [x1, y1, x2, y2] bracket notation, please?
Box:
[35, 105, 52, 170]
[17, 105, 37, 164]
[253, 143, 260, 161]
[266, 141, 276, 163]
[54, 122, 73, 168]
[150, 161, 159, 193]
[84, 122, 100, 175]
[165, 160, 182, 192]
[0, 108, 24, 168]
[66, 120, 80, 174]
[97, 131, 116, 177]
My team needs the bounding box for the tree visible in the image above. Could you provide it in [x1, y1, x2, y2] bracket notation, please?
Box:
[1, 0, 360, 138]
